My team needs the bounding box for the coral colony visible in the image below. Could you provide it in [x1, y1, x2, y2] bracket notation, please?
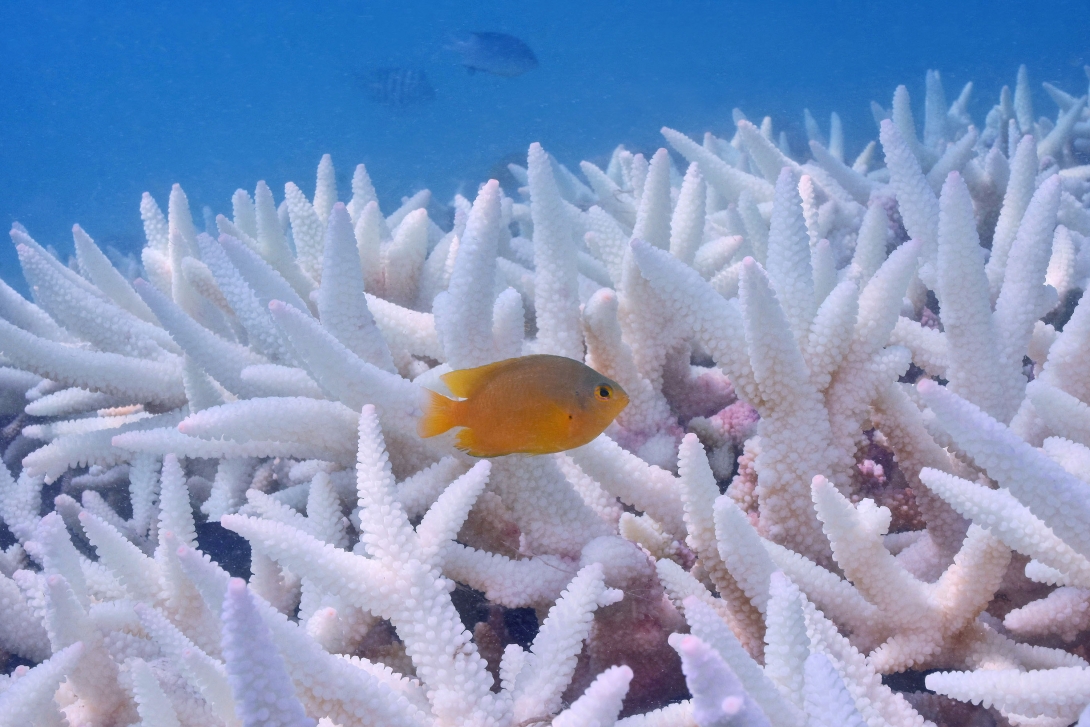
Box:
[4, 63, 1090, 727]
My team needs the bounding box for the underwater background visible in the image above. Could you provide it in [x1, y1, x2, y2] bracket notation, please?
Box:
[1, 0, 1088, 288]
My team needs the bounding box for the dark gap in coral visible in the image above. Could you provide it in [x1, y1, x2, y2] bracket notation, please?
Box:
[415, 355, 442, 371]
[1023, 355, 1035, 382]
[979, 207, 1000, 249]
[503, 607, 539, 649]
[3, 435, 39, 471]
[39, 478, 63, 517]
[195, 521, 251, 578]
[190, 457, 220, 480]
[451, 582, 490, 630]
[357, 619, 416, 675]
[718, 443, 742, 494]
[882, 668, 937, 694]
[899, 362, 926, 384]
[0, 520, 14, 550]
[690, 349, 714, 369]
[2, 652, 35, 676]
[923, 289, 941, 325]
[107, 484, 133, 521]
[474, 610, 506, 689]
[905, 691, 999, 727]
[885, 199, 907, 249]
[1045, 288, 1082, 330]
[144, 400, 181, 415]
[920, 305, 942, 331]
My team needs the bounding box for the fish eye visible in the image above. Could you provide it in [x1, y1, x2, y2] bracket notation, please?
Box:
[595, 384, 612, 400]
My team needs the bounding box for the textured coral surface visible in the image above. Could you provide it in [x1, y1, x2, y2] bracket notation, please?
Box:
[3, 64, 1090, 727]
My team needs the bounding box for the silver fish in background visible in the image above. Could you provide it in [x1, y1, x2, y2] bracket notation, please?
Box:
[450, 32, 538, 77]
[363, 68, 436, 106]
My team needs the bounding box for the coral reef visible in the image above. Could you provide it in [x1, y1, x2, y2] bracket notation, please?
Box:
[2, 63, 1090, 726]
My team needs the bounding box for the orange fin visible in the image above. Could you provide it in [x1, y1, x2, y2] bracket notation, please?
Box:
[453, 428, 487, 457]
[418, 389, 461, 439]
[440, 358, 520, 398]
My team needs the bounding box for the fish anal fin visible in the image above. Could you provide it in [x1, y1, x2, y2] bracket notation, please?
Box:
[453, 428, 487, 457]
[440, 358, 519, 398]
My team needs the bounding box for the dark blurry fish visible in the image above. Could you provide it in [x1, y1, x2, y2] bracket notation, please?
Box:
[363, 68, 435, 106]
[450, 32, 538, 77]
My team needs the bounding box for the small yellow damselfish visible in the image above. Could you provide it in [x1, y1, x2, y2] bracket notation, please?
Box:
[417, 354, 629, 457]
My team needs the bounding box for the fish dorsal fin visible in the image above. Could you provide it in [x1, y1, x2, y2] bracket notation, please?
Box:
[440, 358, 520, 398]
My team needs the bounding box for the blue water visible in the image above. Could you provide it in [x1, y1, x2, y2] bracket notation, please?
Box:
[1, 1, 1088, 286]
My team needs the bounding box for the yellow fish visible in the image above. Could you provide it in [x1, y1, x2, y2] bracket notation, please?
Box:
[418, 354, 629, 457]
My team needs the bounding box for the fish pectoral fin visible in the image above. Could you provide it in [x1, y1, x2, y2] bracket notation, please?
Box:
[440, 358, 519, 398]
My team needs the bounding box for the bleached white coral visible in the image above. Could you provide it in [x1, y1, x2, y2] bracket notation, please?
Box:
[1, 62, 1090, 727]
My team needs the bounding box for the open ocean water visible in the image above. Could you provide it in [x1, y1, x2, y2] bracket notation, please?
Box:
[1, 0, 1087, 288]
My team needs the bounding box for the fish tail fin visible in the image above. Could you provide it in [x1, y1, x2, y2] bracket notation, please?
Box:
[418, 389, 460, 439]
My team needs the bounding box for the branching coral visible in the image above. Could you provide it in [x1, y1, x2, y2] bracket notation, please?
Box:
[1, 64, 1090, 727]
